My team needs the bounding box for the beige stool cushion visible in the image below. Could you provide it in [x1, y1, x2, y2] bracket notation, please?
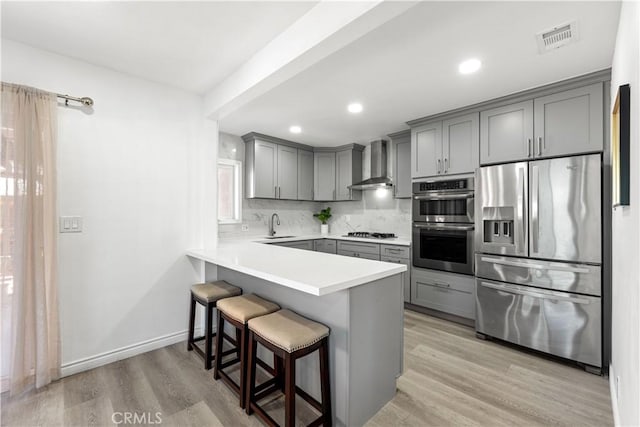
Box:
[191, 281, 241, 303]
[216, 294, 280, 324]
[248, 309, 329, 353]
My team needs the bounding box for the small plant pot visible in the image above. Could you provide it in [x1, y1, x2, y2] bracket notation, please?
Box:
[321, 224, 329, 236]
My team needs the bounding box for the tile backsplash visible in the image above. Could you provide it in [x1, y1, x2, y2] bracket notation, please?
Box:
[218, 132, 411, 239]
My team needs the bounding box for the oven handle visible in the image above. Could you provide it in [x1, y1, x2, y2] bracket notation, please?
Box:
[478, 281, 590, 304]
[413, 191, 474, 200]
[413, 223, 474, 231]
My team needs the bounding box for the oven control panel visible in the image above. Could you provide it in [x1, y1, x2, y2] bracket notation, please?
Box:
[417, 178, 472, 192]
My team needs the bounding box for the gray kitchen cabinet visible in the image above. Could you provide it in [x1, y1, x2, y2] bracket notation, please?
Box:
[480, 83, 603, 165]
[411, 267, 475, 320]
[297, 149, 314, 201]
[335, 148, 363, 201]
[337, 250, 380, 260]
[533, 82, 603, 158]
[252, 139, 277, 198]
[389, 130, 411, 198]
[314, 152, 336, 201]
[480, 100, 534, 165]
[442, 113, 479, 175]
[277, 144, 298, 200]
[380, 244, 411, 303]
[273, 240, 314, 251]
[314, 239, 337, 254]
[411, 120, 441, 178]
[336, 241, 380, 257]
[411, 113, 478, 178]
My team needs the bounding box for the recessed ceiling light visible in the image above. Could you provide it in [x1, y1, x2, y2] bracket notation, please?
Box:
[347, 103, 363, 113]
[458, 58, 482, 75]
[289, 125, 302, 134]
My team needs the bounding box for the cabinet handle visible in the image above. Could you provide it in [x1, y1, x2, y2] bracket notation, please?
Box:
[527, 138, 532, 157]
[275, 186, 278, 199]
[538, 137, 543, 156]
[437, 159, 441, 174]
[434, 281, 451, 289]
[444, 158, 448, 173]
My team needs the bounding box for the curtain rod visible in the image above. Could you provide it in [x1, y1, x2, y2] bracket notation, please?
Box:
[57, 93, 94, 107]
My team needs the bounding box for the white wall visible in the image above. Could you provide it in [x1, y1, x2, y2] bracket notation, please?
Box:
[1, 40, 218, 373]
[610, 3, 640, 426]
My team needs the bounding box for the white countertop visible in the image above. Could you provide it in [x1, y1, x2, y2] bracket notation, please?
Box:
[186, 238, 407, 296]
[226, 233, 411, 246]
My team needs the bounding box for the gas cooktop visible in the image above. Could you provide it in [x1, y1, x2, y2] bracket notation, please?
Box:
[343, 232, 397, 239]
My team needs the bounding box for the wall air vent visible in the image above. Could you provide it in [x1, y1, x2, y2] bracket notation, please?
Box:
[536, 21, 579, 53]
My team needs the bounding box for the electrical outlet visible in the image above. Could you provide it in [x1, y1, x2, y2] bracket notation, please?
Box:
[616, 376, 621, 399]
[241, 224, 249, 232]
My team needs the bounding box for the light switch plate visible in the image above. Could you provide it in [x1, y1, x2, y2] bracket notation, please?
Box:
[241, 224, 249, 232]
[60, 216, 83, 233]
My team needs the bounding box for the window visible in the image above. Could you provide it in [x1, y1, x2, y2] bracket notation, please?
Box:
[217, 159, 242, 224]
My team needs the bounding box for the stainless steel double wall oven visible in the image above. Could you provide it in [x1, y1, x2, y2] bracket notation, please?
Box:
[412, 177, 475, 275]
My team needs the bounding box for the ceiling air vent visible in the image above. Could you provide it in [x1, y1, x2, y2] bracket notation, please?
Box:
[536, 21, 579, 53]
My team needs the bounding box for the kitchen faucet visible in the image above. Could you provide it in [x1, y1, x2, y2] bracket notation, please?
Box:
[269, 213, 280, 236]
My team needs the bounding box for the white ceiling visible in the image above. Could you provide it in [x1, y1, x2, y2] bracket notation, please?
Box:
[219, 1, 621, 146]
[1, 1, 317, 93]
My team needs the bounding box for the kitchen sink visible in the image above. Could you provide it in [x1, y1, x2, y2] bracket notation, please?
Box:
[263, 235, 296, 239]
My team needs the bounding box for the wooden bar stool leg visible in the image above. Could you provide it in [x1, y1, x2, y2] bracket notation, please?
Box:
[320, 338, 332, 427]
[213, 308, 224, 380]
[187, 294, 196, 352]
[245, 331, 258, 415]
[204, 302, 214, 370]
[239, 326, 248, 409]
[284, 353, 296, 427]
[275, 355, 284, 393]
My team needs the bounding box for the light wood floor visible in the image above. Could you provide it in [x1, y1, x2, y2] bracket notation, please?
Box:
[1, 310, 612, 426]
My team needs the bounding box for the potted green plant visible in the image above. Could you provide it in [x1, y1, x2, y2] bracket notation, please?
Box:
[313, 207, 332, 235]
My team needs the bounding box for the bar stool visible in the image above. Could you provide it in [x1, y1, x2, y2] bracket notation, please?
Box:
[187, 281, 242, 370]
[213, 294, 280, 408]
[246, 309, 331, 427]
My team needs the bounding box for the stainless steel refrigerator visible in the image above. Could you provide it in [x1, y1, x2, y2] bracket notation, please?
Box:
[475, 153, 602, 369]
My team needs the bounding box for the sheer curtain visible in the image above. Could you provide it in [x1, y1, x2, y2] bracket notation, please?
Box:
[1, 83, 60, 395]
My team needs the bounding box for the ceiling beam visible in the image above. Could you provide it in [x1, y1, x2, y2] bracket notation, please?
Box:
[204, 0, 417, 120]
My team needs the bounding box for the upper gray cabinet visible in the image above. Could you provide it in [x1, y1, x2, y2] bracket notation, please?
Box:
[533, 83, 603, 158]
[244, 133, 303, 200]
[314, 145, 363, 201]
[335, 147, 363, 201]
[411, 113, 478, 178]
[442, 113, 479, 175]
[411, 121, 441, 178]
[389, 130, 411, 198]
[277, 144, 298, 199]
[480, 82, 604, 165]
[297, 149, 314, 200]
[314, 151, 336, 201]
[251, 139, 277, 198]
[480, 100, 533, 165]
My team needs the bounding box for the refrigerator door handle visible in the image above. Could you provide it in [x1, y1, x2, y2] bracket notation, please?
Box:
[479, 256, 591, 274]
[531, 164, 539, 254]
[517, 165, 527, 256]
[479, 281, 591, 304]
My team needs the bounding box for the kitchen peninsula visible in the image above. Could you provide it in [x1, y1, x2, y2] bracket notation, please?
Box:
[187, 239, 406, 426]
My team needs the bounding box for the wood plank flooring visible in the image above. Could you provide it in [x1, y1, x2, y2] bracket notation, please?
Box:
[1, 310, 612, 426]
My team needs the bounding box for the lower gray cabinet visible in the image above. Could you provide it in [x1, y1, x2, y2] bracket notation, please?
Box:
[314, 239, 337, 254]
[411, 267, 475, 320]
[336, 241, 380, 257]
[381, 255, 410, 303]
[337, 250, 379, 260]
[273, 240, 314, 251]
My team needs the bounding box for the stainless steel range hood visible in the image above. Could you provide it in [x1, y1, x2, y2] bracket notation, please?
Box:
[349, 140, 393, 190]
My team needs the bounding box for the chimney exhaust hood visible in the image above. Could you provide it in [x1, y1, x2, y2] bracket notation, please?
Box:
[349, 140, 393, 190]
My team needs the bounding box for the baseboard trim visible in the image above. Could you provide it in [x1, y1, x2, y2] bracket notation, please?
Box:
[609, 363, 620, 426]
[61, 327, 204, 378]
